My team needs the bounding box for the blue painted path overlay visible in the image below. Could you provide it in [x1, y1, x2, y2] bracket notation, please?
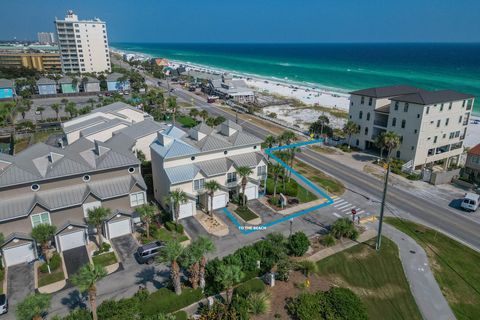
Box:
[222, 139, 334, 235]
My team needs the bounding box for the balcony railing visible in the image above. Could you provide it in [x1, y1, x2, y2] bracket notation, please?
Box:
[373, 120, 388, 127]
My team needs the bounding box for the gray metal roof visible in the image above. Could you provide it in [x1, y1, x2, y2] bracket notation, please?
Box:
[2, 232, 34, 247]
[63, 116, 110, 134]
[151, 120, 262, 160]
[196, 158, 232, 177]
[106, 72, 126, 81]
[390, 90, 474, 105]
[79, 118, 131, 137]
[84, 76, 100, 83]
[56, 221, 87, 235]
[113, 120, 167, 140]
[165, 164, 200, 185]
[94, 101, 135, 114]
[58, 76, 75, 84]
[228, 152, 265, 168]
[0, 78, 14, 88]
[0, 138, 140, 188]
[36, 77, 56, 85]
[0, 174, 146, 222]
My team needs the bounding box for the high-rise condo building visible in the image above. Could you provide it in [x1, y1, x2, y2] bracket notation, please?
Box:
[348, 85, 474, 170]
[37, 32, 56, 44]
[54, 10, 111, 74]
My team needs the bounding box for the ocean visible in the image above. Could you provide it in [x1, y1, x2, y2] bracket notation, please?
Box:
[112, 43, 480, 115]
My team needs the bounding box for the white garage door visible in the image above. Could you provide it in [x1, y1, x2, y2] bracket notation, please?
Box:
[244, 185, 258, 201]
[108, 219, 132, 239]
[178, 202, 194, 219]
[209, 194, 227, 211]
[3, 243, 36, 267]
[58, 230, 86, 251]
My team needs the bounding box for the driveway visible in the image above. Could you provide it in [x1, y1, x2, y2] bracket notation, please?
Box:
[63, 247, 89, 278]
[180, 216, 211, 240]
[7, 263, 34, 307]
[110, 234, 138, 268]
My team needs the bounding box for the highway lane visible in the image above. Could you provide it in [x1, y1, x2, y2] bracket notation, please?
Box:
[173, 88, 480, 249]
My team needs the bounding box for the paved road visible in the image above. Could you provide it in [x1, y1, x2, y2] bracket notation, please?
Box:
[168, 84, 480, 251]
[382, 224, 456, 320]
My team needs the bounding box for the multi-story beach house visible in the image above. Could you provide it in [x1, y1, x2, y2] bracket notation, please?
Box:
[0, 138, 147, 267]
[37, 32, 56, 44]
[106, 73, 130, 92]
[464, 144, 480, 184]
[348, 85, 475, 170]
[0, 79, 15, 99]
[36, 77, 57, 95]
[54, 10, 111, 74]
[206, 74, 255, 103]
[150, 120, 267, 220]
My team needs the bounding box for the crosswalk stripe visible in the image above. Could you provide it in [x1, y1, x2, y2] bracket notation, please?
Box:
[331, 196, 338, 199]
[342, 206, 356, 213]
[333, 213, 341, 218]
[336, 203, 351, 209]
[333, 199, 346, 205]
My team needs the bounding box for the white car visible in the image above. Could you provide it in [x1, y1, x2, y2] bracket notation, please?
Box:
[460, 193, 480, 212]
[0, 294, 8, 315]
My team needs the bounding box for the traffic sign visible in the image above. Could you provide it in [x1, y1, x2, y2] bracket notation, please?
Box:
[351, 209, 357, 215]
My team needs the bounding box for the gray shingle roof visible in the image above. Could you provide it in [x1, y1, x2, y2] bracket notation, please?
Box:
[0, 78, 14, 88]
[0, 138, 139, 188]
[1, 232, 34, 247]
[36, 77, 56, 85]
[390, 90, 474, 105]
[0, 174, 146, 222]
[350, 85, 420, 98]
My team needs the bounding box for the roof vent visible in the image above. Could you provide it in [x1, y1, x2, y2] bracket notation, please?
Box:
[157, 132, 173, 146]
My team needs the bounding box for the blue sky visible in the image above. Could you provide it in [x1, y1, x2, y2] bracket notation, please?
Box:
[1, 0, 479, 43]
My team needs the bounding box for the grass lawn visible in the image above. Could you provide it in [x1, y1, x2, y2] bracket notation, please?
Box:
[92, 252, 118, 268]
[235, 206, 258, 222]
[266, 171, 318, 203]
[309, 144, 337, 154]
[155, 227, 189, 243]
[0, 269, 4, 294]
[176, 115, 198, 128]
[317, 238, 422, 320]
[294, 159, 345, 196]
[38, 268, 65, 287]
[143, 287, 203, 315]
[385, 217, 480, 320]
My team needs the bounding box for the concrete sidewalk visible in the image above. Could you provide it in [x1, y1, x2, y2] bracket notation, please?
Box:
[383, 224, 456, 320]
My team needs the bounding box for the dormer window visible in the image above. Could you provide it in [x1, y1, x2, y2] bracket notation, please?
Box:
[82, 175, 91, 182]
[128, 167, 135, 173]
[253, 146, 257, 150]
[31, 184, 40, 191]
[224, 151, 228, 155]
[191, 156, 195, 161]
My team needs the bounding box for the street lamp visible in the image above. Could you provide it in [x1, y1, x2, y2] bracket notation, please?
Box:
[289, 218, 293, 237]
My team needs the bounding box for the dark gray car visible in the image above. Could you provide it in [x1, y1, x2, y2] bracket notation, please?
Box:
[135, 241, 164, 264]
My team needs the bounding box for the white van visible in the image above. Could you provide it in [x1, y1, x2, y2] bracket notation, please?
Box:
[460, 193, 480, 212]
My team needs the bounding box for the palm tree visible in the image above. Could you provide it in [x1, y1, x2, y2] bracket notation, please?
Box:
[215, 264, 244, 304]
[137, 204, 157, 239]
[71, 264, 107, 320]
[167, 96, 178, 124]
[288, 146, 301, 181]
[36, 106, 45, 121]
[264, 135, 277, 149]
[61, 98, 69, 109]
[374, 132, 386, 161]
[196, 237, 215, 290]
[51, 103, 62, 122]
[270, 163, 283, 198]
[23, 98, 33, 112]
[16, 293, 51, 320]
[280, 130, 296, 145]
[87, 98, 96, 109]
[65, 101, 78, 118]
[317, 115, 330, 136]
[199, 110, 209, 123]
[168, 189, 188, 223]
[16, 104, 27, 121]
[383, 131, 401, 160]
[31, 224, 57, 265]
[87, 207, 110, 247]
[156, 240, 184, 295]
[295, 260, 318, 280]
[204, 180, 220, 215]
[343, 120, 360, 149]
[236, 166, 253, 206]
[189, 108, 199, 120]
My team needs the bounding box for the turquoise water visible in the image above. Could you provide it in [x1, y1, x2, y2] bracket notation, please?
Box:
[112, 43, 480, 115]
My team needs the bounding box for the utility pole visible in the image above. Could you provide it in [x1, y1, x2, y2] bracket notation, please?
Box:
[376, 162, 390, 251]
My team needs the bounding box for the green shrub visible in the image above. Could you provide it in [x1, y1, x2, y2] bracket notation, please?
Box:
[322, 234, 336, 247]
[234, 278, 265, 298]
[174, 310, 188, 320]
[268, 196, 281, 207]
[331, 218, 359, 240]
[57, 308, 92, 320]
[288, 232, 310, 256]
[165, 221, 175, 232]
[98, 297, 140, 319]
[276, 257, 293, 281]
[175, 223, 184, 234]
[286, 288, 367, 320]
[39, 253, 61, 273]
[93, 242, 111, 256]
[407, 173, 421, 180]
